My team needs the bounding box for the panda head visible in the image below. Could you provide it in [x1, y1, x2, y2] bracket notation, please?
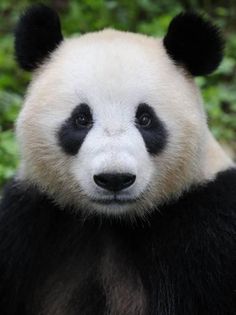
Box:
[15, 5, 225, 218]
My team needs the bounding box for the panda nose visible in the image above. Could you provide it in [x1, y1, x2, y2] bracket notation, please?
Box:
[94, 173, 136, 192]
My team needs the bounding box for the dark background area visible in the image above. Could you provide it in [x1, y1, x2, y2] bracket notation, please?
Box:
[0, 0, 235, 189]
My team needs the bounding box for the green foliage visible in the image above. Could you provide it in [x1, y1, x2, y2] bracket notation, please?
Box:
[0, 0, 235, 189]
[0, 92, 21, 187]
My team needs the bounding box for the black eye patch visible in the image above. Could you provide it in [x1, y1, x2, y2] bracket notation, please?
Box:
[58, 103, 93, 155]
[135, 103, 168, 155]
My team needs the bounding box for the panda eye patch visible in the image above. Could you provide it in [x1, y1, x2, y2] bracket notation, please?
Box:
[135, 103, 168, 155]
[58, 103, 93, 156]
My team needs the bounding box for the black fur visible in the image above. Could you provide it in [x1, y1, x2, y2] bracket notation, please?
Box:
[0, 168, 235, 314]
[163, 12, 224, 76]
[14, 4, 63, 71]
[135, 103, 168, 155]
[58, 104, 93, 155]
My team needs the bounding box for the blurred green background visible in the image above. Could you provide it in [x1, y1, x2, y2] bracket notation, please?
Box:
[0, 0, 235, 189]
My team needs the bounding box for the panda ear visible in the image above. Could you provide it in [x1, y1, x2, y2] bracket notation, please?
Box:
[163, 12, 224, 76]
[14, 4, 63, 71]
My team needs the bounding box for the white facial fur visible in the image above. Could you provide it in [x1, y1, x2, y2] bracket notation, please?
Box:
[16, 29, 233, 218]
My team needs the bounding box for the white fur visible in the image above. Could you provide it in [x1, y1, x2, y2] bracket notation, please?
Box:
[16, 29, 234, 217]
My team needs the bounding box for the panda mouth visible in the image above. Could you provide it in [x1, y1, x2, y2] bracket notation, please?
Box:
[90, 196, 137, 205]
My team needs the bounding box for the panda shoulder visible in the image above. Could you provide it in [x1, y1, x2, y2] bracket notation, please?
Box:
[167, 167, 236, 217]
[193, 167, 236, 209]
[0, 179, 61, 249]
[0, 179, 50, 217]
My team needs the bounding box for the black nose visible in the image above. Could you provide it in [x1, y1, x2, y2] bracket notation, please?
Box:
[94, 173, 136, 192]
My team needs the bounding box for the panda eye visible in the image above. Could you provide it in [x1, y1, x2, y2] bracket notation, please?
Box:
[75, 113, 92, 127]
[74, 103, 93, 128]
[137, 113, 152, 127]
[136, 112, 152, 128]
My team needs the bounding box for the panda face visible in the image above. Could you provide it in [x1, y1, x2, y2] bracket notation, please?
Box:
[56, 99, 167, 215]
[16, 30, 208, 217]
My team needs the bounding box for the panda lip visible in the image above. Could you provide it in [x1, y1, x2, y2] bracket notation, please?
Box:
[90, 197, 136, 205]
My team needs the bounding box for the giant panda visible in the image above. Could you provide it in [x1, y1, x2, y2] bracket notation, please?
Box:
[0, 4, 235, 315]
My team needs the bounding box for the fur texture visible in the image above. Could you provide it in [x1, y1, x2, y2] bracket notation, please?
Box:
[163, 12, 224, 76]
[0, 168, 235, 314]
[14, 4, 63, 70]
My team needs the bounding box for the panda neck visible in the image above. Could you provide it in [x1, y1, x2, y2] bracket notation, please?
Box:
[201, 130, 234, 182]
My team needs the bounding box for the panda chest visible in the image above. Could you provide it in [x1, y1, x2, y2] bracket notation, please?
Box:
[35, 236, 147, 315]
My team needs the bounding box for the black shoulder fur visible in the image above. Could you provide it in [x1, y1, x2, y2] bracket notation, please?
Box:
[163, 12, 224, 76]
[0, 168, 235, 314]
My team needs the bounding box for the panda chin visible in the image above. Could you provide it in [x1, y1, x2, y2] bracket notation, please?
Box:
[85, 194, 140, 215]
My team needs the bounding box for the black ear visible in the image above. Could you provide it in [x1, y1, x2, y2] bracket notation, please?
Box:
[163, 12, 224, 76]
[14, 4, 63, 71]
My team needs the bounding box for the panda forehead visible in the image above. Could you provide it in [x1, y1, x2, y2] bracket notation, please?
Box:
[41, 30, 173, 96]
[55, 29, 166, 68]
